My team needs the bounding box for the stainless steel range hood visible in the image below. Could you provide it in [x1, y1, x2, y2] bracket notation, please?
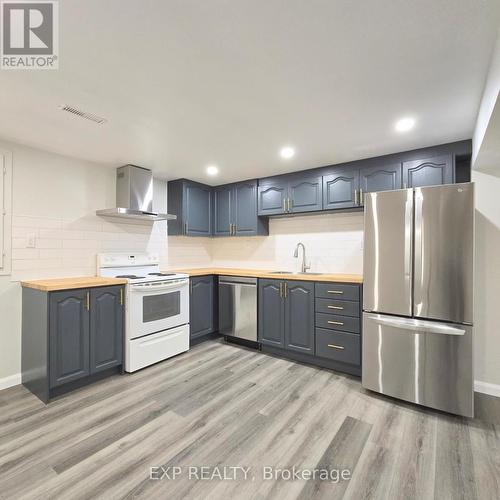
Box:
[97, 165, 176, 222]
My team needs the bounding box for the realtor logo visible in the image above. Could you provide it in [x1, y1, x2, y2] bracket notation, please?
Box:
[1, 1, 58, 69]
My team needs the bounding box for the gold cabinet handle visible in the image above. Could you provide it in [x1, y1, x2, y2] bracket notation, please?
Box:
[287, 198, 292, 212]
[354, 189, 358, 205]
[279, 282, 283, 298]
[327, 305, 344, 310]
[360, 188, 364, 205]
[327, 320, 344, 326]
[233, 224, 236, 235]
[328, 344, 345, 350]
[327, 290, 344, 294]
[283, 198, 287, 212]
[120, 288, 124, 306]
[86, 291, 90, 311]
[284, 282, 288, 299]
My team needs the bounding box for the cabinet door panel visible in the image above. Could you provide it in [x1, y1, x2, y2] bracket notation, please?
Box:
[323, 168, 360, 210]
[289, 174, 323, 213]
[403, 154, 454, 188]
[360, 163, 402, 197]
[257, 179, 288, 215]
[213, 185, 232, 236]
[284, 281, 315, 355]
[185, 183, 212, 236]
[258, 279, 284, 347]
[234, 181, 259, 235]
[90, 286, 123, 373]
[190, 276, 215, 338]
[49, 290, 90, 388]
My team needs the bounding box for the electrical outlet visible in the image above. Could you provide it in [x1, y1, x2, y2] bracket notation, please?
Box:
[27, 233, 36, 248]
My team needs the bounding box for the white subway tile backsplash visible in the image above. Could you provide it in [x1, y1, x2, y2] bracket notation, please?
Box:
[36, 238, 63, 249]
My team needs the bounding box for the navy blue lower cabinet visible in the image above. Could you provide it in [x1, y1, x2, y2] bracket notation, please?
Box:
[90, 286, 124, 374]
[190, 276, 216, 339]
[49, 289, 91, 388]
[258, 279, 285, 347]
[22, 285, 125, 403]
[284, 281, 315, 355]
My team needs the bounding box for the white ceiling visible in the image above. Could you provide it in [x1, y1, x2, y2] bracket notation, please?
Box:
[1, 0, 499, 184]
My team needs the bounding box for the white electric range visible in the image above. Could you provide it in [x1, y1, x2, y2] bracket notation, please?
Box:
[97, 253, 190, 372]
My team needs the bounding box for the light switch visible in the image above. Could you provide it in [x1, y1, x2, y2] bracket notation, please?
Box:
[27, 233, 36, 248]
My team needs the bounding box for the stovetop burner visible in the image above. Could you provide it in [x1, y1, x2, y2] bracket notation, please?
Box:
[116, 275, 146, 279]
[148, 272, 176, 277]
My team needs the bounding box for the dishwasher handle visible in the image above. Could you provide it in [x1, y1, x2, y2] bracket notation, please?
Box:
[219, 276, 257, 286]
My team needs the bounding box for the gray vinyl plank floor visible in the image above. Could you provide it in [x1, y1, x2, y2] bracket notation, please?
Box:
[0, 339, 499, 500]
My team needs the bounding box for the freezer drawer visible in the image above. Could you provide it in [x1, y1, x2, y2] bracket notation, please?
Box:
[362, 313, 473, 417]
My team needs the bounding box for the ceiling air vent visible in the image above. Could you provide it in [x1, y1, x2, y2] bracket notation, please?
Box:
[59, 105, 107, 125]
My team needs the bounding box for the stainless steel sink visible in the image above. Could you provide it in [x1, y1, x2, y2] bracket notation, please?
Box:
[297, 272, 324, 275]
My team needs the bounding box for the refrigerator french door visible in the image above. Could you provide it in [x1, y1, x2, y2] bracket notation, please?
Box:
[362, 183, 474, 417]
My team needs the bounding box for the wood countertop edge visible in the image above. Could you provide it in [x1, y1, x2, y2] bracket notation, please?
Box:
[21, 277, 128, 292]
[166, 268, 363, 283]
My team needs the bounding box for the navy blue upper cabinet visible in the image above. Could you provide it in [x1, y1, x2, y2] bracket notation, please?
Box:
[323, 167, 360, 210]
[359, 163, 402, 199]
[213, 185, 232, 236]
[167, 180, 212, 236]
[258, 173, 323, 215]
[214, 180, 268, 237]
[288, 174, 323, 213]
[257, 178, 289, 216]
[402, 154, 454, 188]
[233, 181, 264, 235]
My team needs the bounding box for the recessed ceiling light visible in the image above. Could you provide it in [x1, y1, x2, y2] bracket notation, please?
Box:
[206, 165, 219, 176]
[395, 117, 416, 133]
[280, 146, 295, 159]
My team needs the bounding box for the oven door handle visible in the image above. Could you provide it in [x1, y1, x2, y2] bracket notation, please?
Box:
[130, 280, 188, 293]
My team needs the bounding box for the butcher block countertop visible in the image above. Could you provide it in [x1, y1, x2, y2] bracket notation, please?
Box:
[21, 277, 128, 292]
[166, 268, 363, 283]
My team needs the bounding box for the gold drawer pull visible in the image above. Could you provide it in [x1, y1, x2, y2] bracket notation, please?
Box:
[327, 305, 344, 310]
[327, 320, 344, 326]
[327, 290, 343, 294]
[328, 344, 345, 350]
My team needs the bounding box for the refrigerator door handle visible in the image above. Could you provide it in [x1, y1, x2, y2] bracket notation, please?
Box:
[404, 191, 413, 283]
[370, 315, 465, 336]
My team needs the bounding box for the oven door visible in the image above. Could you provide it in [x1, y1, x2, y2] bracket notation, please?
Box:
[128, 279, 189, 339]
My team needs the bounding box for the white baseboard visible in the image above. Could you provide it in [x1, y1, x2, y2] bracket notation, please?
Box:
[475, 380, 500, 398]
[0, 373, 21, 391]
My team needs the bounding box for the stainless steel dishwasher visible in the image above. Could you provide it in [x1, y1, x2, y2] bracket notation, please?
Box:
[218, 276, 257, 341]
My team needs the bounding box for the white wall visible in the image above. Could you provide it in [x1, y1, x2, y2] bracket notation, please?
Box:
[473, 28, 500, 167]
[472, 169, 500, 391]
[0, 139, 211, 385]
[209, 213, 363, 274]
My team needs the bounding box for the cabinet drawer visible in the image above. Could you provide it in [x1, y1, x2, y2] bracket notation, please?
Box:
[315, 298, 359, 317]
[315, 328, 360, 365]
[315, 312, 360, 334]
[315, 283, 360, 301]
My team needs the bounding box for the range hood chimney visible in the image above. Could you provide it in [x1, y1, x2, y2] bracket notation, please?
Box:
[96, 165, 176, 222]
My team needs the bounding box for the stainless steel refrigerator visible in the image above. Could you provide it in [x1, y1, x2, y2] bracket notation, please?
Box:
[362, 183, 474, 417]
